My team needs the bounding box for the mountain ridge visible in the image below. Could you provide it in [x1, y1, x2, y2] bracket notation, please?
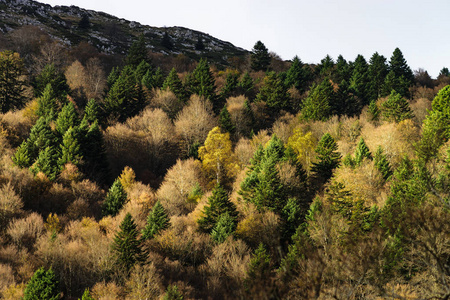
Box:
[0, 0, 249, 65]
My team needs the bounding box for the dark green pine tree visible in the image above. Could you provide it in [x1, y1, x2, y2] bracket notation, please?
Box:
[334, 79, 361, 116]
[58, 126, 82, 168]
[134, 60, 152, 83]
[28, 116, 58, 160]
[141, 201, 170, 240]
[84, 98, 99, 123]
[219, 105, 235, 134]
[256, 71, 290, 114]
[281, 197, 303, 241]
[162, 68, 187, 102]
[301, 79, 334, 121]
[368, 100, 380, 123]
[383, 48, 414, 98]
[316, 55, 335, 78]
[368, 52, 388, 101]
[12, 140, 31, 168]
[245, 243, 272, 286]
[197, 183, 238, 233]
[102, 179, 127, 217]
[238, 72, 255, 100]
[349, 54, 370, 106]
[381, 90, 413, 123]
[33, 64, 69, 99]
[112, 213, 147, 273]
[56, 102, 79, 137]
[284, 56, 312, 93]
[161, 32, 174, 50]
[187, 58, 216, 102]
[83, 120, 110, 183]
[104, 65, 145, 122]
[439, 67, 450, 77]
[24, 267, 60, 300]
[333, 54, 352, 83]
[374, 146, 392, 180]
[30, 145, 60, 181]
[0, 50, 27, 113]
[250, 41, 271, 72]
[126, 35, 149, 67]
[311, 133, 341, 187]
[354, 137, 372, 166]
[219, 72, 239, 100]
[107, 66, 121, 89]
[151, 67, 165, 89]
[210, 212, 236, 243]
[36, 84, 58, 120]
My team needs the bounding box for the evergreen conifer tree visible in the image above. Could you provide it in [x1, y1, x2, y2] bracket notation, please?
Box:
[284, 56, 311, 93]
[381, 90, 413, 123]
[311, 133, 341, 186]
[33, 64, 69, 99]
[83, 120, 110, 183]
[134, 60, 152, 83]
[56, 102, 79, 136]
[210, 212, 236, 243]
[301, 79, 333, 121]
[354, 137, 372, 166]
[349, 54, 370, 106]
[107, 66, 121, 88]
[58, 126, 82, 168]
[30, 145, 60, 181]
[368, 52, 388, 101]
[36, 84, 59, 120]
[316, 55, 335, 77]
[246, 243, 271, 284]
[250, 41, 271, 72]
[187, 58, 216, 102]
[218, 105, 235, 134]
[368, 100, 380, 123]
[112, 213, 147, 272]
[333, 54, 352, 83]
[220, 72, 239, 100]
[24, 267, 60, 300]
[141, 201, 170, 240]
[80, 288, 95, 300]
[12, 140, 31, 168]
[374, 146, 392, 180]
[0, 50, 27, 113]
[102, 179, 127, 217]
[162, 68, 187, 102]
[239, 72, 255, 100]
[256, 71, 290, 114]
[84, 99, 99, 123]
[197, 183, 238, 233]
[28, 117, 58, 160]
[126, 35, 148, 67]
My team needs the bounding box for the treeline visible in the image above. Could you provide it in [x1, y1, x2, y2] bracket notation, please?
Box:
[0, 33, 448, 299]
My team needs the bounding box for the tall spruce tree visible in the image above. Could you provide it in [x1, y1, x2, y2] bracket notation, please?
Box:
[311, 133, 341, 187]
[58, 126, 82, 168]
[12, 140, 31, 168]
[162, 68, 187, 102]
[256, 71, 290, 114]
[250, 41, 271, 72]
[284, 56, 311, 93]
[197, 183, 238, 233]
[112, 213, 147, 272]
[374, 146, 392, 180]
[0, 50, 27, 113]
[368, 52, 388, 101]
[316, 55, 335, 78]
[36, 84, 58, 120]
[301, 79, 334, 121]
[220, 72, 239, 100]
[349, 54, 370, 106]
[84, 98, 99, 123]
[333, 54, 352, 83]
[381, 90, 413, 123]
[354, 137, 372, 166]
[239, 72, 255, 100]
[219, 105, 235, 134]
[210, 212, 236, 243]
[187, 58, 216, 102]
[141, 201, 170, 240]
[24, 267, 60, 300]
[33, 64, 69, 99]
[383, 48, 414, 98]
[102, 179, 127, 217]
[28, 116, 58, 160]
[126, 35, 148, 67]
[56, 102, 79, 136]
[30, 145, 60, 181]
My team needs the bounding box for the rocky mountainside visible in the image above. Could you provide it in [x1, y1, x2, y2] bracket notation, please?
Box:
[0, 0, 248, 65]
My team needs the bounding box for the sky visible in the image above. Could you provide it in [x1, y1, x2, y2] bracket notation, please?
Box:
[39, 0, 450, 78]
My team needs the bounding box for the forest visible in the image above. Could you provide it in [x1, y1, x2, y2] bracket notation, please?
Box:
[0, 22, 449, 300]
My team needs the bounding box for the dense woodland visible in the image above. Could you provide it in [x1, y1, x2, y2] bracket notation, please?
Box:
[0, 24, 449, 300]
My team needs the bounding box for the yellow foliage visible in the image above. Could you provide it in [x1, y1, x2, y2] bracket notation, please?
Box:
[287, 127, 316, 172]
[45, 213, 61, 233]
[118, 166, 136, 193]
[198, 127, 239, 187]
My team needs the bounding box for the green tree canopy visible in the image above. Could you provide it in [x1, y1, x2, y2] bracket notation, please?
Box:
[381, 90, 413, 123]
[24, 267, 60, 300]
[0, 50, 27, 113]
[102, 179, 127, 217]
[141, 201, 170, 240]
[301, 79, 334, 121]
[250, 40, 271, 72]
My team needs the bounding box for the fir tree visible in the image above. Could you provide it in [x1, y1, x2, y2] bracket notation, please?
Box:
[30, 145, 60, 181]
[0, 50, 27, 113]
[33, 64, 69, 99]
[250, 41, 271, 72]
[107, 66, 121, 88]
[83, 120, 110, 183]
[256, 71, 290, 114]
[84, 99, 99, 123]
[162, 68, 187, 102]
[28, 117, 58, 160]
[368, 100, 380, 123]
[301, 79, 333, 121]
[12, 140, 31, 168]
[126, 35, 148, 67]
[197, 183, 238, 233]
[354, 137, 372, 166]
[316, 55, 335, 77]
[102, 179, 127, 217]
[134, 60, 152, 83]
[80, 288, 95, 300]
[218, 105, 235, 134]
[112, 213, 147, 273]
[141, 201, 170, 240]
[374, 146, 392, 180]
[58, 126, 82, 168]
[349, 54, 370, 106]
[284, 56, 312, 93]
[311, 133, 341, 187]
[333, 54, 352, 83]
[238, 72, 255, 100]
[210, 212, 236, 243]
[220, 72, 239, 100]
[381, 90, 413, 123]
[368, 52, 388, 101]
[56, 102, 79, 136]
[36, 84, 58, 120]
[24, 267, 60, 300]
[281, 197, 303, 241]
[246, 243, 271, 285]
[187, 58, 216, 102]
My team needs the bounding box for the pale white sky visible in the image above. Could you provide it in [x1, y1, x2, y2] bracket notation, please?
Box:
[40, 0, 450, 78]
